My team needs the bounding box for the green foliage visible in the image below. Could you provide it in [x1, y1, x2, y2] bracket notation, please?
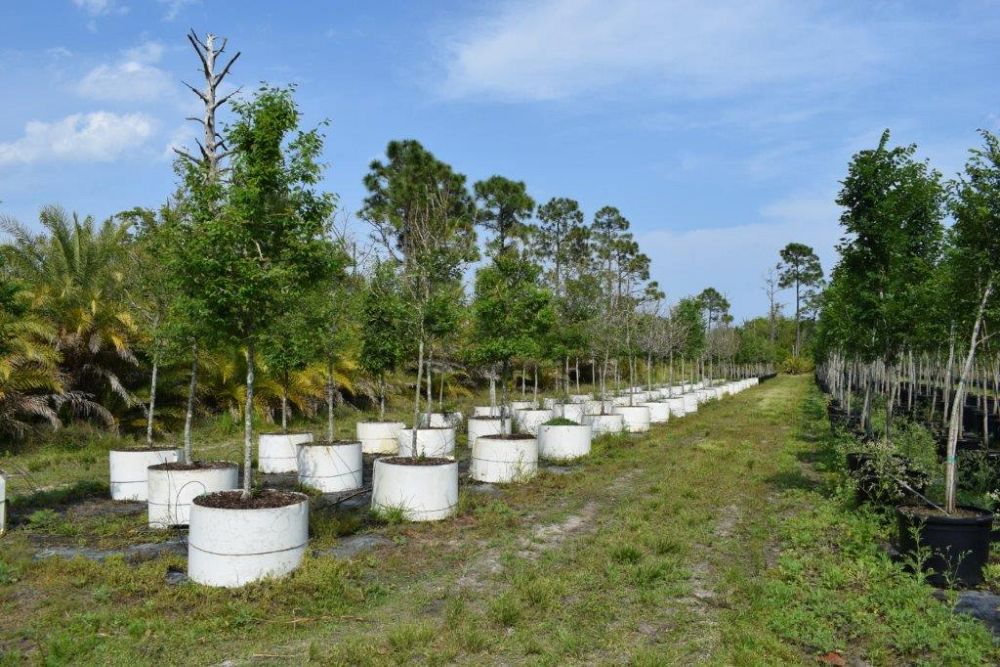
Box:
[178, 85, 337, 347]
[531, 196, 586, 296]
[779, 356, 814, 375]
[777, 242, 823, 355]
[946, 130, 1000, 335]
[469, 251, 554, 371]
[673, 296, 705, 360]
[360, 262, 410, 409]
[473, 175, 535, 258]
[820, 130, 945, 359]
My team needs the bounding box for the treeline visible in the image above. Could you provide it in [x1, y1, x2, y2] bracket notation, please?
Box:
[0, 32, 785, 447]
[0, 121, 770, 448]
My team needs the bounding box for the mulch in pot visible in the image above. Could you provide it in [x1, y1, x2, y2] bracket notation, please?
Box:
[194, 489, 305, 510]
[299, 440, 360, 447]
[150, 460, 235, 471]
[381, 456, 453, 466]
[110, 446, 180, 453]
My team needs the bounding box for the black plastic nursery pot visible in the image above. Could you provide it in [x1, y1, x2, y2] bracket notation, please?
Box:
[896, 505, 994, 587]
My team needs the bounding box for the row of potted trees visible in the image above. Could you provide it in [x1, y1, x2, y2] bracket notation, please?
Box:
[94, 375, 759, 587]
[820, 368, 995, 588]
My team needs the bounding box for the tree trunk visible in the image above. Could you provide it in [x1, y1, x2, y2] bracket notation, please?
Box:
[945, 278, 994, 513]
[794, 278, 801, 357]
[326, 361, 336, 442]
[533, 363, 538, 405]
[489, 367, 497, 415]
[565, 356, 570, 397]
[943, 325, 956, 430]
[242, 340, 256, 498]
[379, 374, 386, 421]
[183, 343, 199, 465]
[146, 348, 160, 447]
[281, 384, 288, 433]
[501, 359, 511, 434]
[412, 338, 424, 458]
[646, 352, 652, 393]
[438, 365, 445, 411]
[426, 348, 433, 420]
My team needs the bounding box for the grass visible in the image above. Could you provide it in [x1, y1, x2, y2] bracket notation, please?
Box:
[0, 376, 997, 664]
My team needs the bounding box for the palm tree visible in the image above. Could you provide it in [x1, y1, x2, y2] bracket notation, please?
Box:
[1, 207, 139, 427]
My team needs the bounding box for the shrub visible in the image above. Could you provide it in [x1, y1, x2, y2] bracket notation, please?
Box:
[780, 355, 815, 375]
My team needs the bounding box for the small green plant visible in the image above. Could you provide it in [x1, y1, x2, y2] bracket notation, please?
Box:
[489, 591, 523, 627]
[26, 508, 62, 532]
[901, 519, 933, 583]
[544, 417, 579, 426]
[371, 504, 406, 526]
[981, 563, 1000, 592]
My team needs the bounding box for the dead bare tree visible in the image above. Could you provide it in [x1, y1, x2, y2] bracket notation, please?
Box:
[174, 30, 241, 179]
[174, 30, 240, 463]
[762, 268, 782, 344]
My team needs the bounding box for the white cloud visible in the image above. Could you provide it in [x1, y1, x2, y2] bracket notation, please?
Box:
[158, 0, 199, 21]
[439, 0, 885, 102]
[72, 0, 112, 15]
[71, 0, 127, 17]
[76, 40, 172, 102]
[160, 123, 197, 161]
[638, 192, 841, 319]
[0, 112, 156, 166]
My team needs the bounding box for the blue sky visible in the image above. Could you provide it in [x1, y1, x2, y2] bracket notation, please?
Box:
[1, 1, 998, 320]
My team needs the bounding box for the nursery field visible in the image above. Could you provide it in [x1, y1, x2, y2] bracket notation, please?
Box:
[1, 375, 997, 665]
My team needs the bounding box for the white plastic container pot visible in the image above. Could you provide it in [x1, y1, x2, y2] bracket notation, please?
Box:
[109, 448, 182, 501]
[356, 421, 404, 455]
[569, 394, 591, 404]
[472, 405, 506, 418]
[470, 434, 538, 483]
[259, 432, 313, 474]
[641, 401, 670, 424]
[614, 405, 651, 433]
[537, 423, 592, 461]
[509, 400, 535, 412]
[297, 441, 363, 493]
[371, 457, 458, 521]
[713, 387, 725, 400]
[558, 403, 585, 424]
[467, 417, 510, 448]
[513, 408, 554, 435]
[683, 393, 699, 414]
[584, 413, 625, 435]
[397, 427, 456, 459]
[612, 395, 632, 407]
[667, 397, 687, 418]
[584, 399, 616, 416]
[542, 397, 559, 410]
[147, 462, 239, 528]
[420, 412, 463, 428]
[188, 490, 309, 588]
